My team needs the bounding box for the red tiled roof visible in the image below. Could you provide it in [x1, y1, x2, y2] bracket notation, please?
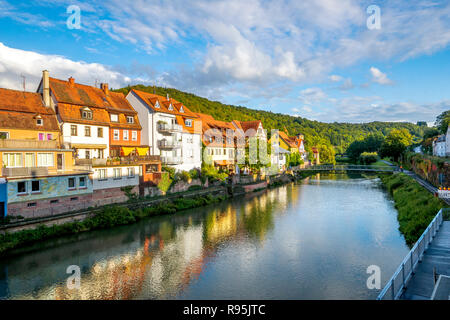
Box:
[233, 120, 262, 133]
[0, 88, 59, 131]
[131, 90, 198, 118]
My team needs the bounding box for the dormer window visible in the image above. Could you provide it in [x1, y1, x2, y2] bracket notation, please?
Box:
[168, 103, 173, 111]
[180, 106, 184, 113]
[110, 114, 118, 122]
[154, 101, 160, 108]
[81, 107, 93, 120]
[127, 116, 134, 124]
[36, 118, 43, 126]
[185, 119, 192, 127]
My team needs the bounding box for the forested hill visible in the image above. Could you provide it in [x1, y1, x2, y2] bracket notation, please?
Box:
[114, 84, 425, 154]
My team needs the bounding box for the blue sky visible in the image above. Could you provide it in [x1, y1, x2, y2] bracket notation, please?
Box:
[0, 0, 450, 124]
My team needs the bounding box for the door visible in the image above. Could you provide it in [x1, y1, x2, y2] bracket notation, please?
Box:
[57, 154, 63, 170]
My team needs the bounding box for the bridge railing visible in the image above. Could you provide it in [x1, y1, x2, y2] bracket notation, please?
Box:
[377, 208, 445, 300]
[298, 165, 396, 172]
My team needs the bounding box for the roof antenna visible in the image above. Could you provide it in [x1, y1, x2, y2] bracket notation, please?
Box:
[20, 74, 26, 92]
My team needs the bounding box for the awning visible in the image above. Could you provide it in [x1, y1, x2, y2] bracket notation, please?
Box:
[71, 144, 107, 149]
[121, 147, 135, 156]
[214, 160, 231, 166]
[136, 147, 149, 156]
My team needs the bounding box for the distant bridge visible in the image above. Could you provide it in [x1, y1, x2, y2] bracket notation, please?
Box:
[297, 164, 397, 172]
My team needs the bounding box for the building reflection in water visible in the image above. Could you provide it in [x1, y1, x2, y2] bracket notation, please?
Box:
[2, 183, 297, 300]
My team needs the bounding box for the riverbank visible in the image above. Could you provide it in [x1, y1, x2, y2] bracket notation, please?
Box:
[378, 173, 448, 245]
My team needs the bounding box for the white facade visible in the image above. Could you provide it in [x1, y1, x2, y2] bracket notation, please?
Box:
[433, 135, 446, 157]
[91, 165, 140, 190]
[126, 91, 202, 171]
[446, 126, 450, 156]
[61, 122, 109, 159]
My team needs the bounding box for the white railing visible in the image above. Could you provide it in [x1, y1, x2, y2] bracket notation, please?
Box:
[161, 156, 182, 165]
[157, 123, 182, 133]
[299, 165, 396, 172]
[377, 208, 445, 300]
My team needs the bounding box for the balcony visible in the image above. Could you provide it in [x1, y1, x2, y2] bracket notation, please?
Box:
[1, 167, 90, 178]
[157, 123, 182, 133]
[75, 156, 161, 167]
[158, 139, 182, 149]
[0, 139, 59, 149]
[161, 156, 183, 165]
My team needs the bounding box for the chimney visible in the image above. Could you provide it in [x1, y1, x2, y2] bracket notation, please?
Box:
[68, 77, 75, 86]
[42, 70, 51, 109]
[101, 83, 109, 95]
[166, 93, 170, 101]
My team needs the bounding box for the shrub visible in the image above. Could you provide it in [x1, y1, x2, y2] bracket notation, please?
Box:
[359, 152, 378, 164]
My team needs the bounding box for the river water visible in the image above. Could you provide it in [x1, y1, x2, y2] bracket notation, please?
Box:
[0, 173, 410, 300]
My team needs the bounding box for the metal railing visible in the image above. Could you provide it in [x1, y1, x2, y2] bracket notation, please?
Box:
[158, 140, 182, 149]
[377, 209, 445, 300]
[157, 123, 182, 133]
[161, 156, 182, 165]
[299, 164, 396, 172]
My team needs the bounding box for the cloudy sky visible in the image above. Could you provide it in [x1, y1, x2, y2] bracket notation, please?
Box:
[0, 0, 450, 124]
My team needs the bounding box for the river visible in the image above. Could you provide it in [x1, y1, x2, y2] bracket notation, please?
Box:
[0, 173, 410, 300]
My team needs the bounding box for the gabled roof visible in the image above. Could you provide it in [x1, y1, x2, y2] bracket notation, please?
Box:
[131, 90, 197, 118]
[0, 88, 59, 131]
[175, 115, 202, 134]
[48, 77, 140, 128]
[195, 112, 235, 147]
[233, 120, 262, 133]
[278, 131, 298, 149]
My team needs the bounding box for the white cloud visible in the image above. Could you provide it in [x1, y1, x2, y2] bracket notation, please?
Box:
[299, 87, 327, 105]
[370, 67, 393, 85]
[0, 42, 130, 90]
[329, 75, 343, 82]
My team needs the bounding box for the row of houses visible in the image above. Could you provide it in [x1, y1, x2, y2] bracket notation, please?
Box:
[0, 70, 313, 218]
[432, 126, 450, 157]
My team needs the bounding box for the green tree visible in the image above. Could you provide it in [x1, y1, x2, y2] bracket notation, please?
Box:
[318, 144, 336, 164]
[435, 110, 450, 134]
[379, 129, 413, 162]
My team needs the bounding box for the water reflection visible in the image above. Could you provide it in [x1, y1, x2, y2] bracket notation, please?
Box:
[0, 174, 409, 300]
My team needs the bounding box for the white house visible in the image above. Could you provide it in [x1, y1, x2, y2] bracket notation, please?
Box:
[446, 126, 450, 157]
[433, 134, 446, 157]
[126, 90, 201, 171]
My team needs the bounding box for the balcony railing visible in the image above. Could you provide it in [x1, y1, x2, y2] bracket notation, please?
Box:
[0, 139, 59, 149]
[2, 167, 49, 177]
[157, 123, 182, 133]
[161, 156, 183, 165]
[158, 140, 182, 149]
[75, 156, 161, 167]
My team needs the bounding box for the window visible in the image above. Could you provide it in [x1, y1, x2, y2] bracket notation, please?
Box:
[85, 126, 91, 137]
[38, 133, 44, 141]
[113, 130, 120, 140]
[123, 130, 129, 141]
[168, 103, 173, 111]
[110, 114, 118, 122]
[25, 153, 35, 167]
[4, 153, 22, 167]
[71, 125, 77, 136]
[128, 167, 135, 178]
[127, 116, 134, 124]
[79, 177, 86, 188]
[36, 118, 43, 126]
[47, 133, 53, 140]
[185, 119, 192, 127]
[97, 127, 103, 138]
[31, 180, 40, 193]
[37, 153, 54, 167]
[155, 101, 160, 108]
[98, 169, 107, 180]
[180, 106, 184, 113]
[50, 199, 59, 204]
[113, 168, 122, 179]
[17, 181, 27, 194]
[68, 177, 76, 189]
[70, 197, 78, 201]
[27, 202, 37, 207]
[0, 132, 9, 139]
[85, 150, 90, 159]
[132, 131, 137, 141]
[82, 110, 93, 119]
